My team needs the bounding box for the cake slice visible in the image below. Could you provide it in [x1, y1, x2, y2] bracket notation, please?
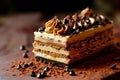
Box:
[33, 8, 114, 65]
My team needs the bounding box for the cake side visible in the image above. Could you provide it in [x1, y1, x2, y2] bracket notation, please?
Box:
[33, 7, 114, 65]
[33, 24, 113, 64]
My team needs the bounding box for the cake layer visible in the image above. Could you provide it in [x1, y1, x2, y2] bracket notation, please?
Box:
[33, 27, 113, 64]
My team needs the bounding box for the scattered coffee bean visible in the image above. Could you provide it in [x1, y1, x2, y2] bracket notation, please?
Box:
[69, 70, 75, 76]
[41, 71, 46, 77]
[37, 73, 44, 78]
[65, 67, 75, 76]
[30, 70, 36, 77]
[28, 62, 33, 66]
[17, 64, 22, 70]
[19, 45, 25, 50]
[110, 64, 117, 70]
[23, 50, 29, 58]
[23, 63, 29, 68]
[65, 67, 70, 72]
[43, 66, 49, 72]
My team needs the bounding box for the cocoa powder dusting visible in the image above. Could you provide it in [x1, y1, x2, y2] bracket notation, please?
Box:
[10, 58, 73, 78]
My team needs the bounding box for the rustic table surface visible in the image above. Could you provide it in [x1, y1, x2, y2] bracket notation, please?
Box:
[0, 13, 120, 80]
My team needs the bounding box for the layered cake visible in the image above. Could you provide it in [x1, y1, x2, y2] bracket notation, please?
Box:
[33, 8, 114, 65]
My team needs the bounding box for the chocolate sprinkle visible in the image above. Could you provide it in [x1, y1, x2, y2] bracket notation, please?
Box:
[23, 50, 29, 58]
[41, 71, 46, 77]
[28, 62, 33, 66]
[43, 66, 49, 72]
[65, 67, 70, 72]
[19, 45, 25, 51]
[30, 70, 36, 77]
[37, 73, 44, 78]
[23, 63, 29, 68]
[16, 64, 22, 70]
[69, 70, 75, 76]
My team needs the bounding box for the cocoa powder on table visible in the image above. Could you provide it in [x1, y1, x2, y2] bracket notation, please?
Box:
[10, 57, 74, 78]
[9, 44, 120, 79]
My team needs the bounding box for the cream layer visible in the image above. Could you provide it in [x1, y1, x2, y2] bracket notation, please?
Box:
[33, 45, 69, 56]
[32, 50, 70, 64]
[33, 41, 113, 64]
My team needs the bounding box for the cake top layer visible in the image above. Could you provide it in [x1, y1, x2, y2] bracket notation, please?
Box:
[38, 7, 112, 36]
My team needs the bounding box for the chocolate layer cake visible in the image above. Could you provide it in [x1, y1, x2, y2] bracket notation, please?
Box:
[33, 8, 114, 65]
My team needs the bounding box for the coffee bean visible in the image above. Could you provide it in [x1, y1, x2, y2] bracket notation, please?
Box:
[41, 71, 46, 77]
[30, 70, 36, 77]
[23, 63, 29, 68]
[65, 67, 70, 72]
[28, 62, 33, 66]
[69, 70, 75, 76]
[23, 50, 29, 58]
[37, 73, 44, 78]
[17, 64, 22, 70]
[110, 64, 117, 70]
[19, 45, 25, 50]
[44, 66, 49, 72]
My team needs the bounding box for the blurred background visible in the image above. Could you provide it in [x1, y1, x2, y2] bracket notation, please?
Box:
[0, 0, 120, 51]
[0, 0, 119, 25]
[0, 0, 119, 18]
[0, 0, 120, 23]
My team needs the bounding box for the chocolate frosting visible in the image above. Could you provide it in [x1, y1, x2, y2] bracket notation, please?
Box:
[43, 7, 111, 36]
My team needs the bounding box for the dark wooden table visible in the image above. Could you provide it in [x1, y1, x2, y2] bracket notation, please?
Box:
[0, 13, 120, 80]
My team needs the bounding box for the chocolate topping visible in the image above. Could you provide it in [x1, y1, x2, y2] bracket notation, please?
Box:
[72, 13, 80, 21]
[43, 7, 112, 36]
[45, 16, 59, 33]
